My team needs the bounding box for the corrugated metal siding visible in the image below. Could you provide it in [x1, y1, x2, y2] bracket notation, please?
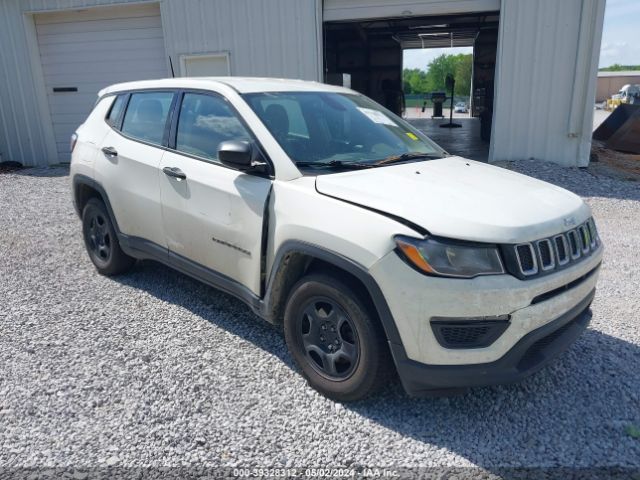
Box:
[160, 0, 320, 80]
[490, 0, 605, 166]
[0, 0, 320, 166]
[323, 0, 500, 22]
[0, 1, 53, 166]
[0, 0, 164, 166]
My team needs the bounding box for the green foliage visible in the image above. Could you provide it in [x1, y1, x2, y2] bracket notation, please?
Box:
[453, 54, 473, 96]
[403, 68, 428, 95]
[626, 424, 640, 440]
[403, 53, 473, 95]
[599, 64, 640, 72]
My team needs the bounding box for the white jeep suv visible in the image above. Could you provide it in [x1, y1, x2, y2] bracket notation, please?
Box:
[71, 77, 602, 401]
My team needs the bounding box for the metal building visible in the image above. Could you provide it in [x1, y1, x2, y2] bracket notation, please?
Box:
[596, 71, 640, 103]
[0, 0, 605, 167]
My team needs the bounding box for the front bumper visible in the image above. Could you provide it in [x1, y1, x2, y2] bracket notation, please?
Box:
[368, 243, 602, 395]
[390, 289, 594, 396]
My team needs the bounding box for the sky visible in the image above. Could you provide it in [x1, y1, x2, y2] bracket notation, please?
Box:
[403, 0, 640, 71]
[599, 0, 640, 68]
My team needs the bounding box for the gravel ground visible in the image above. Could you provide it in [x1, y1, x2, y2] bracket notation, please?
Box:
[0, 162, 638, 476]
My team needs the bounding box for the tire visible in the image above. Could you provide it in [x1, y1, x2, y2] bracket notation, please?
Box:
[81, 198, 135, 276]
[284, 273, 392, 402]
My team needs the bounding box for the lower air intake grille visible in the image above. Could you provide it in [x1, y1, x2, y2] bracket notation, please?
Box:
[431, 319, 510, 349]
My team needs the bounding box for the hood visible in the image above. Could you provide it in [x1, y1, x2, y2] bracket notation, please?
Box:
[315, 157, 590, 244]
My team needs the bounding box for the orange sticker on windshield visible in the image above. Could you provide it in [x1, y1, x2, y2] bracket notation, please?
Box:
[406, 132, 419, 141]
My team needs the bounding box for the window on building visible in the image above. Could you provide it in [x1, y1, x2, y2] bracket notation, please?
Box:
[175, 93, 250, 161]
[121, 92, 174, 145]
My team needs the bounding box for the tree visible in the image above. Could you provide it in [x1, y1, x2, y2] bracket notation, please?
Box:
[403, 68, 429, 94]
[423, 54, 456, 92]
[403, 53, 473, 95]
[599, 64, 640, 72]
[453, 54, 472, 96]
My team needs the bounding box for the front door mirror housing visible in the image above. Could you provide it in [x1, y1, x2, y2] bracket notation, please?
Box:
[218, 140, 267, 173]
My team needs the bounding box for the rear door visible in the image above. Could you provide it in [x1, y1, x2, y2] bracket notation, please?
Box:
[159, 91, 272, 295]
[98, 90, 176, 249]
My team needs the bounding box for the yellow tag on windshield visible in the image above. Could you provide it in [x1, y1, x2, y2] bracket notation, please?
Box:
[406, 132, 419, 141]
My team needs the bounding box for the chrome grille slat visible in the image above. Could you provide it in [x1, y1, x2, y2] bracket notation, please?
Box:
[512, 219, 598, 278]
[578, 225, 590, 254]
[553, 234, 570, 266]
[537, 239, 555, 271]
[515, 243, 538, 276]
[567, 230, 581, 260]
[587, 218, 598, 248]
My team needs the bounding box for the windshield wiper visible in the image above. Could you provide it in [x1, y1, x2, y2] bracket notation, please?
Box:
[295, 160, 375, 170]
[375, 152, 444, 166]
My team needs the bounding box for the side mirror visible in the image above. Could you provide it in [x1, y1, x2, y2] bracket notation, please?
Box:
[219, 140, 268, 174]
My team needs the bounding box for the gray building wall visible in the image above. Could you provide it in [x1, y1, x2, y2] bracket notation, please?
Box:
[490, 0, 605, 167]
[596, 73, 640, 102]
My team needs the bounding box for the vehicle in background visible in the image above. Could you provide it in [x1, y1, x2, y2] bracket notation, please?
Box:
[606, 84, 640, 110]
[454, 102, 469, 113]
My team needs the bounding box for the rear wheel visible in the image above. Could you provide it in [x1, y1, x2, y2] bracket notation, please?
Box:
[82, 198, 135, 276]
[284, 273, 391, 401]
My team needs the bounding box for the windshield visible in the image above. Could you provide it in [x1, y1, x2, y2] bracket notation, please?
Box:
[242, 91, 446, 169]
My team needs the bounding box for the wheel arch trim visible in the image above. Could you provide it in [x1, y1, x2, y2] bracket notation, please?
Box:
[72, 174, 121, 234]
[262, 240, 403, 346]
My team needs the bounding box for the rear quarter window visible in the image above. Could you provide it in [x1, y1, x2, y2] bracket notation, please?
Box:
[105, 95, 126, 128]
[121, 92, 174, 145]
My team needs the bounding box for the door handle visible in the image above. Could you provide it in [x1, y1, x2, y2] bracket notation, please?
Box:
[101, 146, 118, 157]
[163, 166, 187, 180]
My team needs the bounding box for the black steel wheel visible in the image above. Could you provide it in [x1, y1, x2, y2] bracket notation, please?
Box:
[284, 273, 392, 401]
[82, 198, 135, 276]
[86, 210, 112, 263]
[298, 296, 360, 380]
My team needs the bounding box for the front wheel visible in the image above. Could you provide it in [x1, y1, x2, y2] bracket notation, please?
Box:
[284, 273, 392, 401]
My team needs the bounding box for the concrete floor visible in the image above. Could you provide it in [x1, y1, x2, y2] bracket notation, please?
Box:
[407, 107, 613, 163]
[593, 108, 612, 131]
[404, 106, 471, 120]
[407, 117, 490, 162]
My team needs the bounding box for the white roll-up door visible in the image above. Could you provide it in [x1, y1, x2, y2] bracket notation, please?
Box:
[35, 3, 168, 162]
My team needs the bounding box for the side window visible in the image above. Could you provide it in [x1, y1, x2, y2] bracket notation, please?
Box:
[175, 93, 251, 161]
[105, 95, 126, 128]
[121, 92, 174, 145]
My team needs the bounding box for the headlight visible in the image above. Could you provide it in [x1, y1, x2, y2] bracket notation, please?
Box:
[395, 235, 505, 278]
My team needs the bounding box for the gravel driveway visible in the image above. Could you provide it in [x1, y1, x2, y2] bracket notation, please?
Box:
[0, 161, 638, 477]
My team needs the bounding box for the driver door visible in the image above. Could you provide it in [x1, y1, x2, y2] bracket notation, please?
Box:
[159, 91, 272, 295]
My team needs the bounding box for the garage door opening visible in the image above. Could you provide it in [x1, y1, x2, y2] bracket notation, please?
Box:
[324, 12, 499, 161]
